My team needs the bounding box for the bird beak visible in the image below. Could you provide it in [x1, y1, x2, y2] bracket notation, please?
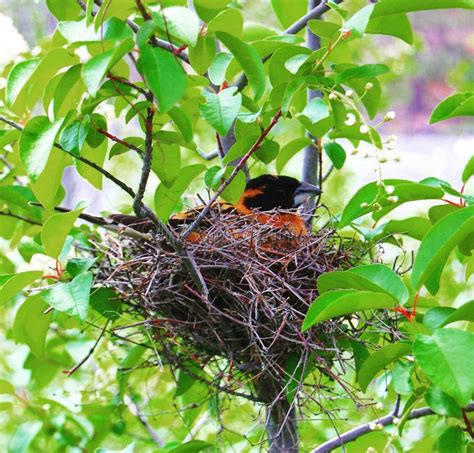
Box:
[293, 181, 322, 207]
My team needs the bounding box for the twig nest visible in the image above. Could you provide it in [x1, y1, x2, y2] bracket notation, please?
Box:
[95, 211, 374, 402]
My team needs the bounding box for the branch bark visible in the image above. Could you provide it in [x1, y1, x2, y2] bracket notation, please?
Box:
[312, 403, 474, 453]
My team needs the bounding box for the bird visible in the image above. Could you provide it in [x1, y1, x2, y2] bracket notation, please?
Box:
[39, 175, 321, 238]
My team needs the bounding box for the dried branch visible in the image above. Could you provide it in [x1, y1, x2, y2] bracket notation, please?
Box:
[181, 109, 282, 239]
[0, 115, 136, 198]
[312, 403, 474, 453]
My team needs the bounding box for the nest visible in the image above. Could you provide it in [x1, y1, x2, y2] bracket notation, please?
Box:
[94, 210, 397, 410]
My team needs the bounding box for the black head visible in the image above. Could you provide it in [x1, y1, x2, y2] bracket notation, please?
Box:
[239, 175, 321, 211]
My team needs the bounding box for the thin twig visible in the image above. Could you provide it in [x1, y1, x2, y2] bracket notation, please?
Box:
[322, 164, 334, 182]
[312, 403, 474, 453]
[196, 148, 219, 161]
[135, 0, 152, 20]
[64, 320, 110, 376]
[97, 128, 143, 154]
[0, 115, 136, 198]
[0, 211, 42, 226]
[181, 109, 282, 239]
[106, 73, 148, 96]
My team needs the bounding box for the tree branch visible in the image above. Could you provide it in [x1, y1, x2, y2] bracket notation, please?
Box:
[312, 403, 474, 453]
[181, 109, 282, 239]
[0, 115, 136, 198]
[97, 128, 143, 154]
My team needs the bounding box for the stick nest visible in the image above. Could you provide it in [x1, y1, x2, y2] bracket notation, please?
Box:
[95, 210, 394, 404]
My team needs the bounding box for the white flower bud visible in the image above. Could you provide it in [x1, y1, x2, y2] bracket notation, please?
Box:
[387, 134, 397, 143]
[376, 423, 384, 430]
[363, 152, 369, 158]
[360, 202, 369, 208]
[360, 124, 370, 134]
[328, 92, 337, 101]
[365, 82, 374, 91]
[385, 185, 395, 194]
[351, 149, 359, 155]
[375, 402, 384, 410]
[74, 46, 91, 63]
[394, 156, 401, 162]
[392, 417, 400, 425]
[344, 113, 357, 126]
[387, 196, 399, 203]
[345, 89, 354, 97]
[373, 203, 382, 211]
[368, 423, 377, 431]
[379, 157, 388, 163]
[384, 111, 396, 121]
[387, 143, 396, 151]
[366, 449, 377, 453]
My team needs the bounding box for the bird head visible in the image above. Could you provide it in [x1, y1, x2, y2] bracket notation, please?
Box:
[237, 175, 322, 211]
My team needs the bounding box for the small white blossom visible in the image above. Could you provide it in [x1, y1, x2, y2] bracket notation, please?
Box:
[384, 111, 396, 121]
[363, 152, 369, 158]
[365, 82, 374, 91]
[344, 113, 357, 126]
[385, 185, 395, 194]
[376, 423, 385, 430]
[387, 134, 397, 143]
[360, 202, 369, 208]
[375, 402, 384, 410]
[387, 142, 396, 151]
[373, 203, 382, 211]
[394, 156, 401, 162]
[360, 124, 370, 134]
[328, 92, 337, 100]
[368, 423, 377, 431]
[345, 89, 354, 97]
[379, 157, 388, 163]
[366, 449, 377, 453]
[388, 196, 399, 203]
[392, 417, 400, 425]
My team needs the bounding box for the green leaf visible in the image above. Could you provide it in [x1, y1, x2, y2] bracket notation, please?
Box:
[0, 379, 15, 394]
[430, 92, 474, 123]
[300, 98, 330, 123]
[284, 54, 309, 75]
[367, 13, 414, 44]
[254, 139, 279, 164]
[8, 421, 42, 453]
[199, 87, 242, 137]
[90, 288, 122, 321]
[53, 64, 86, 118]
[308, 20, 340, 39]
[411, 206, 474, 291]
[46, 0, 81, 20]
[13, 295, 52, 358]
[19, 116, 65, 181]
[344, 4, 374, 37]
[154, 164, 206, 221]
[324, 142, 346, 169]
[152, 143, 181, 188]
[437, 426, 465, 453]
[153, 7, 200, 46]
[216, 32, 266, 101]
[59, 119, 90, 156]
[189, 36, 217, 75]
[75, 140, 108, 190]
[284, 353, 315, 403]
[0, 271, 43, 305]
[392, 361, 414, 395]
[42, 272, 93, 321]
[168, 440, 214, 453]
[6, 59, 41, 109]
[439, 300, 474, 327]
[318, 264, 409, 305]
[140, 44, 186, 112]
[209, 52, 233, 86]
[335, 64, 389, 84]
[339, 179, 444, 228]
[59, 17, 133, 43]
[372, 0, 474, 17]
[383, 217, 432, 241]
[82, 39, 134, 96]
[41, 205, 85, 258]
[66, 258, 96, 278]
[413, 328, 474, 406]
[462, 155, 474, 183]
[358, 343, 412, 392]
[222, 135, 259, 165]
[302, 289, 397, 330]
[425, 387, 462, 418]
[271, 0, 307, 28]
[423, 307, 456, 330]
[208, 8, 243, 37]
[268, 46, 311, 87]
[276, 137, 311, 174]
